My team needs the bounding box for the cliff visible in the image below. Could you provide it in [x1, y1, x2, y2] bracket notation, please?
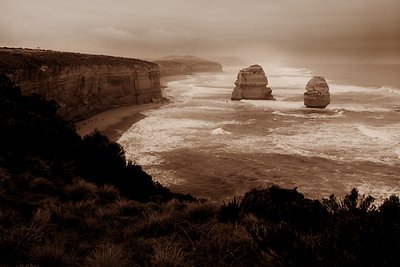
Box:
[153, 55, 222, 76]
[304, 76, 330, 108]
[0, 48, 162, 121]
[231, 64, 274, 100]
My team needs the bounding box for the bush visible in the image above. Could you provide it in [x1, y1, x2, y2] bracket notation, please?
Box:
[240, 186, 328, 230]
[218, 198, 241, 223]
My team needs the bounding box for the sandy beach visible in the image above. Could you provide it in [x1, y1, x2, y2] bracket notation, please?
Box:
[75, 103, 164, 142]
[75, 75, 187, 142]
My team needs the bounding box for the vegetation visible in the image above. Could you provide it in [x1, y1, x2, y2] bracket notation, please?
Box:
[0, 47, 156, 75]
[0, 74, 399, 266]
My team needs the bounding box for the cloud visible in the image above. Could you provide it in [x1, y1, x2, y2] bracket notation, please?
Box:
[90, 26, 137, 41]
[0, 0, 398, 63]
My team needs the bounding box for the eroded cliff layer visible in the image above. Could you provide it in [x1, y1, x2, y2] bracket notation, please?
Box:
[154, 55, 222, 76]
[231, 65, 274, 100]
[0, 48, 161, 121]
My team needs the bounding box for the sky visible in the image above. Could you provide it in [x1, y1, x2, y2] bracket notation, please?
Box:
[1, 0, 399, 65]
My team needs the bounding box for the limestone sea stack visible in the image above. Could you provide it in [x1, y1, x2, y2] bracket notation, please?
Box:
[304, 76, 330, 108]
[231, 65, 274, 100]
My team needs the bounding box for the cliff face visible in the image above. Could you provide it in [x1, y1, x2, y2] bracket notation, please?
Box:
[153, 55, 222, 76]
[231, 65, 274, 100]
[0, 48, 161, 121]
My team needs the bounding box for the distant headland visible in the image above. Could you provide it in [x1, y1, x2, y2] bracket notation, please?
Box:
[153, 55, 222, 76]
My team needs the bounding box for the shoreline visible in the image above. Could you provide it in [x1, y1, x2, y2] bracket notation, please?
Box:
[75, 74, 189, 142]
[75, 102, 165, 142]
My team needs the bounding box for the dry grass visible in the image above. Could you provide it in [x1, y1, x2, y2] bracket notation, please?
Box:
[29, 240, 71, 266]
[185, 201, 218, 224]
[114, 198, 145, 217]
[152, 237, 188, 267]
[192, 222, 261, 266]
[31, 207, 51, 226]
[97, 184, 120, 204]
[135, 207, 176, 236]
[85, 243, 128, 267]
[64, 178, 98, 201]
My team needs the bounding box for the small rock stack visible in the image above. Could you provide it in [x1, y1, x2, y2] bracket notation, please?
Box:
[231, 65, 274, 100]
[304, 76, 330, 108]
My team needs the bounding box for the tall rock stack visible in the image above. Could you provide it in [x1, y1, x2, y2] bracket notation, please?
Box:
[304, 76, 330, 108]
[231, 65, 274, 100]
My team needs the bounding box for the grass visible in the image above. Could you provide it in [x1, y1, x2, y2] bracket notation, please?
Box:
[1, 181, 399, 266]
[152, 237, 188, 267]
[85, 243, 128, 267]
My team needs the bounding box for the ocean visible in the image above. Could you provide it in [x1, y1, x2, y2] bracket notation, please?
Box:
[118, 64, 400, 202]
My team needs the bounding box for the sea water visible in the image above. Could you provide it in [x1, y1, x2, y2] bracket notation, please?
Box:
[118, 64, 400, 202]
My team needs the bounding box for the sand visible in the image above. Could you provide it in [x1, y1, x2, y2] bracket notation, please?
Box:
[75, 103, 164, 142]
[74, 75, 188, 142]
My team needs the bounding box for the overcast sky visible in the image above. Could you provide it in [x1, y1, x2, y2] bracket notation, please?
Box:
[1, 0, 399, 64]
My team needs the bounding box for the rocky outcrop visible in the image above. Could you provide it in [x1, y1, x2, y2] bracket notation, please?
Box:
[0, 48, 161, 121]
[231, 65, 274, 100]
[153, 55, 222, 76]
[304, 76, 330, 108]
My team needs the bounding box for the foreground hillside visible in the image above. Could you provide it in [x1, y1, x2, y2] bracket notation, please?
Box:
[0, 74, 399, 266]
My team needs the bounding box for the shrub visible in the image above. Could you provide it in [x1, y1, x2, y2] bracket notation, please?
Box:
[76, 131, 126, 185]
[240, 186, 329, 230]
[379, 195, 400, 220]
[341, 188, 375, 213]
[218, 198, 241, 223]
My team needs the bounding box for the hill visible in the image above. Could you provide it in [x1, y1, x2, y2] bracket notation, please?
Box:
[153, 55, 222, 76]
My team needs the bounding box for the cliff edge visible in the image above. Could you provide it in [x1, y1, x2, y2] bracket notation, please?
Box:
[0, 47, 162, 121]
[153, 55, 222, 76]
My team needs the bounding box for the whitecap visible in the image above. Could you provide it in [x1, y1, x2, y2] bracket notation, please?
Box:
[241, 99, 304, 110]
[272, 110, 343, 119]
[327, 104, 392, 113]
[330, 84, 375, 94]
[211, 127, 231, 135]
[394, 148, 400, 159]
[355, 125, 393, 142]
[377, 86, 400, 95]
